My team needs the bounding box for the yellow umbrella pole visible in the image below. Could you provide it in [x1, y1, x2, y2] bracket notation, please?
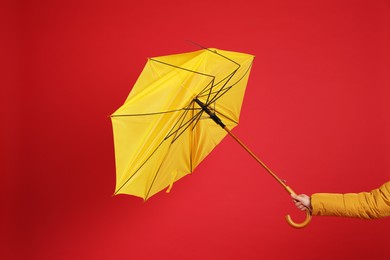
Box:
[195, 98, 312, 228]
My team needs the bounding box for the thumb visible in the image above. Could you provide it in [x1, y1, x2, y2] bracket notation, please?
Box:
[291, 193, 299, 200]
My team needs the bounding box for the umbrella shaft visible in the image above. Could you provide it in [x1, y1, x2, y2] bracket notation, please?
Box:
[223, 127, 295, 195]
[194, 98, 294, 195]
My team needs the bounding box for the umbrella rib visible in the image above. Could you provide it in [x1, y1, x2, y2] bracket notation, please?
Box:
[147, 57, 218, 109]
[170, 110, 203, 143]
[187, 41, 241, 67]
[169, 112, 193, 142]
[210, 50, 240, 66]
[163, 101, 202, 141]
[197, 69, 236, 99]
[214, 110, 239, 125]
[190, 109, 204, 131]
[190, 110, 205, 133]
[149, 58, 215, 79]
[197, 75, 225, 97]
[166, 102, 198, 140]
[110, 108, 186, 117]
[141, 110, 203, 200]
[205, 70, 237, 106]
[114, 141, 165, 195]
[196, 79, 214, 105]
[186, 42, 243, 106]
[144, 154, 167, 200]
[205, 58, 254, 106]
[144, 111, 203, 199]
[189, 101, 195, 173]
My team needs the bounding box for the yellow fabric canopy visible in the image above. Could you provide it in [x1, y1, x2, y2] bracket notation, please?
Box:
[111, 48, 254, 200]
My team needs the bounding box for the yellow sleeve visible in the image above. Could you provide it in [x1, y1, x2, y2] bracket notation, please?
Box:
[311, 181, 390, 219]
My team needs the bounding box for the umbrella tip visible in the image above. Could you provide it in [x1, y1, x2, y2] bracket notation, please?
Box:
[113, 189, 120, 196]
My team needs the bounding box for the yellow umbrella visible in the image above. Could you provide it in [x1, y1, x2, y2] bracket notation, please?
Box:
[110, 47, 311, 228]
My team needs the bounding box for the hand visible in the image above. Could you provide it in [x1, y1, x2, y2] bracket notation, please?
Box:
[291, 193, 312, 213]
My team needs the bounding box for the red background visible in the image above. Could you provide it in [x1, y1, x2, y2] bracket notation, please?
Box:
[3, 0, 390, 259]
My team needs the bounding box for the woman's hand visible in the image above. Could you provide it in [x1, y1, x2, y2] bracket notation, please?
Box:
[291, 193, 312, 213]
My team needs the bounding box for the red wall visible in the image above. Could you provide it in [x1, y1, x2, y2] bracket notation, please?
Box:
[3, 0, 389, 259]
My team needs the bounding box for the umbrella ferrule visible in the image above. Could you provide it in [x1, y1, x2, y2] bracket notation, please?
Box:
[194, 98, 226, 128]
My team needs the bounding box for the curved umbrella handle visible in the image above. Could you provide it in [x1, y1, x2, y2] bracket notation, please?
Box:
[285, 207, 312, 229]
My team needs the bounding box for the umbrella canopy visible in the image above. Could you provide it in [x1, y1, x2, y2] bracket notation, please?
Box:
[111, 48, 254, 200]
